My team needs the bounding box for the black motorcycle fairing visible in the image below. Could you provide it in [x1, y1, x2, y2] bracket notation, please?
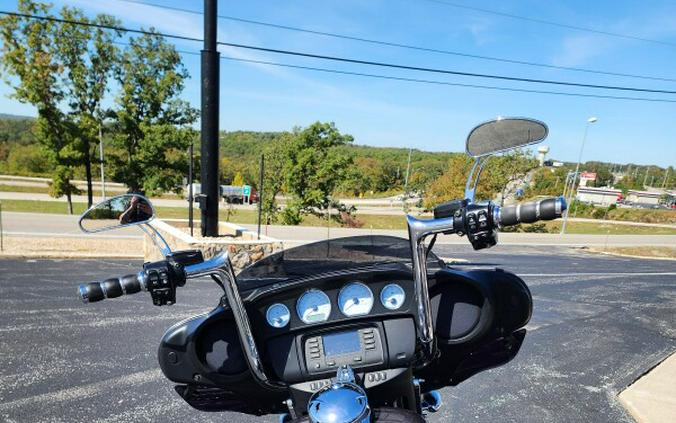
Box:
[415, 267, 532, 391]
[158, 305, 288, 414]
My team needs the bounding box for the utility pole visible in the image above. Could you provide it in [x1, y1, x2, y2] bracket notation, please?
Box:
[257, 154, 264, 240]
[642, 169, 650, 188]
[99, 123, 106, 199]
[188, 140, 194, 237]
[404, 148, 412, 193]
[662, 168, 669, 189]
[200, 0, 220, 237]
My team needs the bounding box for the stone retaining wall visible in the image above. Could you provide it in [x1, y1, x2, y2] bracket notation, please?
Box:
[144, 219, 283, 273]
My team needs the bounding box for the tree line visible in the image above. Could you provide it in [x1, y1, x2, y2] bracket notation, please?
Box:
[0, 0, 196, 213]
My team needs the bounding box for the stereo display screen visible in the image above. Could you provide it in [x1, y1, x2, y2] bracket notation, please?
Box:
[322, 331, 361, 357]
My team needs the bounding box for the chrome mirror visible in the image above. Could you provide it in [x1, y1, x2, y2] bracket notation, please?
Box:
[79, 194, 155, 233]
[466, 117, 548, 157]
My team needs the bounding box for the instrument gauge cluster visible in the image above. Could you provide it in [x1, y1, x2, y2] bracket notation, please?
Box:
[264, 280, 410, 329]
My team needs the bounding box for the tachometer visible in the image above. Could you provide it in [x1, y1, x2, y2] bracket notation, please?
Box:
[338, 282, 374, 317]
[380, 284, 405, 310]
[266, 303, 290, 328]
[297, 290, 331, 324]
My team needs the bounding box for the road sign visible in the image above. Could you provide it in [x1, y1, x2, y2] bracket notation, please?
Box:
[242, 185, 251, 196]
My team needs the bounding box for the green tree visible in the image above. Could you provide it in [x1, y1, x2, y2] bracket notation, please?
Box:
[260, 133, 292, 224]
[109, 31, 197, 194]
[280, 122, 354, 225]
[56, 7, 120, 206]
[0, 0, 80, 212]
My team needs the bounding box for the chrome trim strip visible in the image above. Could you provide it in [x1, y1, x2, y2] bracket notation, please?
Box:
[185, 252, 286, 389]
[515, 204, 521, 223]
[119, 277, 127, 295]
[78, 285, 89, 303]
[100, 280, 109, 298]
[492, 205, 502, 227]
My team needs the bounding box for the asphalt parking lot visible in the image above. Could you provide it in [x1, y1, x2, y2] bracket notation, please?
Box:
[0, 245, 674, 423]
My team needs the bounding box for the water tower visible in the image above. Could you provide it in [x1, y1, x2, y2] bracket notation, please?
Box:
[537, 145, 550, 166]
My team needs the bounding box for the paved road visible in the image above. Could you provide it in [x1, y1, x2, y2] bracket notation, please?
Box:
[0, 246, 674, 422]
[4, 211, 676, 247]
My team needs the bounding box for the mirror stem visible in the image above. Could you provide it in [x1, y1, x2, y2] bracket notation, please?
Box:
[140, 223, 172, 257]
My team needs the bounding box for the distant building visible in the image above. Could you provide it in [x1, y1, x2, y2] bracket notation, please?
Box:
[579, 172, 597, 187]
[576, 186, 673, 207]
[625, 190, 661, 206]
[576, 187, 621, 206]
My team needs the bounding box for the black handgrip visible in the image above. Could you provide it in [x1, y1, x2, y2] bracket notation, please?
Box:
[78, 273, 142, 303]
[497, 197, 567, 227]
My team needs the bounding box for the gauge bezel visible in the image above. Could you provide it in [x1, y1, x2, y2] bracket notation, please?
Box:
[338, 281, 374, 317]
[296, 289, 332, 324]
[265, 303, 291, 328]
[380, 283, 406, 310]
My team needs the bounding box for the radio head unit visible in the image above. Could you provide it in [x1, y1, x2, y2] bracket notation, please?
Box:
[304, 327, 384, 374]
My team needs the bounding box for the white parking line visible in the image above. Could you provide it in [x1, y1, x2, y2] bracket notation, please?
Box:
[0, 369, 161, 411]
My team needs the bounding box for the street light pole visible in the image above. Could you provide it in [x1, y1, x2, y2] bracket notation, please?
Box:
[561, 117, 597, 235]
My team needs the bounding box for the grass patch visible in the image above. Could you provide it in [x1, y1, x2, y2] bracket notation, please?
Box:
[0, 199, 90, 215]
[0, 184, 52, 194]
[511, 220, 676, 235]
[587, 246, 676, 259]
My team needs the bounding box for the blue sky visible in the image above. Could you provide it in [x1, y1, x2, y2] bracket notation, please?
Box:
[1, 0, 675, 167]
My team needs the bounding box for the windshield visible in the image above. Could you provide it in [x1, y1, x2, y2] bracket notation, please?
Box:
[237, 235, 441, 290]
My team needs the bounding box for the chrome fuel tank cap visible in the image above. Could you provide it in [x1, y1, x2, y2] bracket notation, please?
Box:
[308, 366, 370, 423]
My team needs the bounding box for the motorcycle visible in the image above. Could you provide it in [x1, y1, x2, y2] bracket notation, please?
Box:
[76, 117, 566, 422]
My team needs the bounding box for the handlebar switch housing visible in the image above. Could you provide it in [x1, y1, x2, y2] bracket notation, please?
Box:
[142, 258, 187, 306]
[463, 203, 498, 250]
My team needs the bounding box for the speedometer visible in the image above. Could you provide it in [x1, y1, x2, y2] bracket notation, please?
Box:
[297, 290, 331, 324]
[380, 283, 405, 310]
[338, 282, 374, 317]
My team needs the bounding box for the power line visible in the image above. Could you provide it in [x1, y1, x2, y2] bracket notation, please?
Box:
[115, 0, 676, 83]
[162, 45, 676, 103]
[216, 56, 676, 104]
[141, 43, 676, 103]
[216, 41, 676, 95]
[4, 10, 676, 98]
[420, 0, 676, 48]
